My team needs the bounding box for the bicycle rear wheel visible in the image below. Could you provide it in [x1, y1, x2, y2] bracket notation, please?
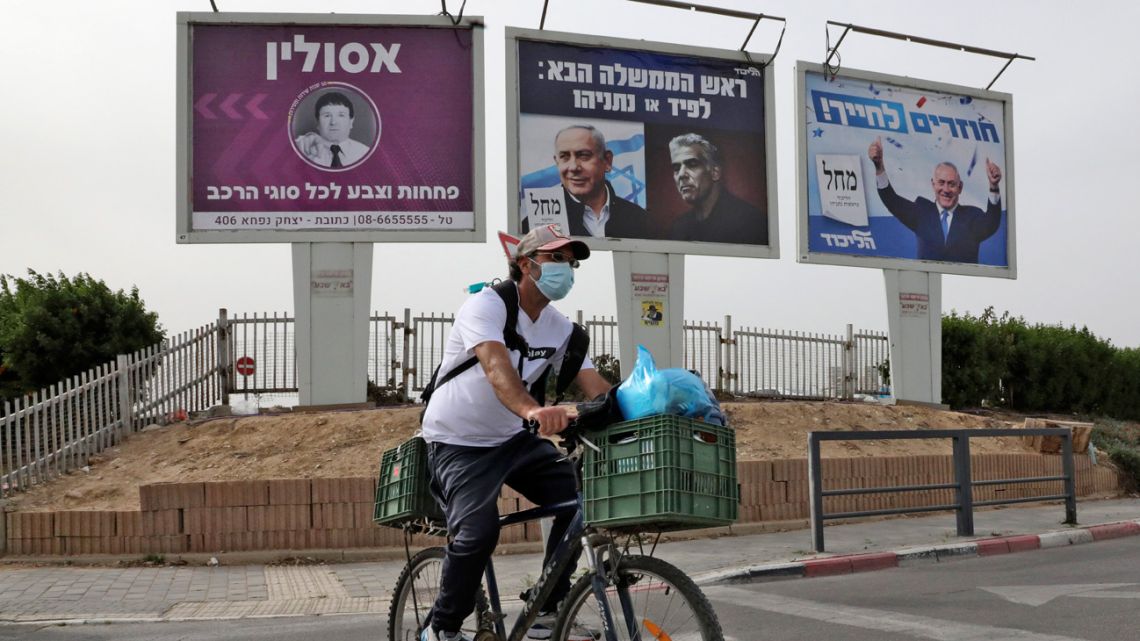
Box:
[553, 555, 723, 641]
[387, 546, 489, 641]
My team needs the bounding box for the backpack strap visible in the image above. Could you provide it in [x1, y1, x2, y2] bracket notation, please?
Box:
[553, 323, 590, 404]
[421, 281, 529, 409]
[491, 280, 528, 357]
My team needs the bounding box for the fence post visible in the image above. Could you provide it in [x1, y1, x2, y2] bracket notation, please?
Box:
[115, 354, 133, 439]
[0, 499, 7, 554]
[1061, 432, 1078, 525]
[388, 315, 401, 396]
[217, 308, 231, 406]
[720, 315, 733, 394]
[808, 432, 825, 552]
[843, 324, 855, 400]
[952, 432, 974, 536]
[402, 308, 413, 394]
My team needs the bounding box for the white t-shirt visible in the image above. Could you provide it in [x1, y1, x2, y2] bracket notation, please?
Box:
[421, 284, 595, 447]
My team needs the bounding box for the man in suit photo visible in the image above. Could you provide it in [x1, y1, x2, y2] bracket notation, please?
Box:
[294, 91, 372, 169]
[550, 125, 651, 239]
[868, 136, 1003, 263]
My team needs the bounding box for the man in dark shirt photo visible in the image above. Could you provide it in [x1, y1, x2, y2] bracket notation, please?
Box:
[668, 133, 767, 245]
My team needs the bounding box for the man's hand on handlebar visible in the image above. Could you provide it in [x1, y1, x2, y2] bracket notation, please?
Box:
[524, 405, 578, 437]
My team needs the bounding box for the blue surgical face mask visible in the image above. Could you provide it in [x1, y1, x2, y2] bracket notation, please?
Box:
[529, 259, 575, 301]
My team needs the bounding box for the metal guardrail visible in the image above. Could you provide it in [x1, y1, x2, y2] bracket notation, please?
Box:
[807, 428, 1078, 552]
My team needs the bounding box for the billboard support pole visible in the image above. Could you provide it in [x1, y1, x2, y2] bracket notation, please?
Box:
[292, 242, 374, 407]
[613, 251, 685, 372]
[883, 269, 942, 406]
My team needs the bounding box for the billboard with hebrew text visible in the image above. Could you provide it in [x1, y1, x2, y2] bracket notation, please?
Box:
[176, 12, 485, 244]
[506, 28, 778, 259]
[796, 62, 1017, 278]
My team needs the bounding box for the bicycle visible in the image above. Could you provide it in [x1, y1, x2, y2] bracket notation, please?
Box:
[387, 403, 725, 641]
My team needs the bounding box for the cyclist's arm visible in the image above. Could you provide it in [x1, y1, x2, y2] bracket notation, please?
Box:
[474, 340, 571, 436]
[575, 368, 612, 399]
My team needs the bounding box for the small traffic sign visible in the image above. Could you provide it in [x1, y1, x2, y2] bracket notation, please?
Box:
[235, 356, 256, 377]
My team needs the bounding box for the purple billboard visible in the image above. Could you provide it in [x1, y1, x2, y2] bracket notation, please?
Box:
[178, 14, 482, 241]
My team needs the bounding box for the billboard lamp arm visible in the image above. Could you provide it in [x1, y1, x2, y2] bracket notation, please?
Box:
[986, 57, 1017, 90]
[824, 23, 853, 79]
[823, 20, 1034, 89]
[439, 0, 467, 25]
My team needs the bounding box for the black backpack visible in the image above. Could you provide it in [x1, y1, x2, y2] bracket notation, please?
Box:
[419, 281, 590, 412]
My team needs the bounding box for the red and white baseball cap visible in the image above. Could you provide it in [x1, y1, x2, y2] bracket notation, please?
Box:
[502, 224, 590, 261]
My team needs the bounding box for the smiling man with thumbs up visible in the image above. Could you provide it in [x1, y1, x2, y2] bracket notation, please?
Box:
[868, 135, 1003, 263]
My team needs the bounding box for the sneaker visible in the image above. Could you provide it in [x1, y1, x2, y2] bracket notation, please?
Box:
[526, 610, 557, 640]
[420, 628, 473, 641]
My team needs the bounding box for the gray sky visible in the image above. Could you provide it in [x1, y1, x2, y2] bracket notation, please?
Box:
[2, 0, 1137, 347]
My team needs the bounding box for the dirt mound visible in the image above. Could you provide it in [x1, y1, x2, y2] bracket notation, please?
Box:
[6, 400, 1036, 513]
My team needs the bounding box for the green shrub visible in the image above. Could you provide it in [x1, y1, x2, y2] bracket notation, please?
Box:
[367, 378, 408, 406]
[941, 308, 1137, 419]
[0, 271, 164, 401]
[1090, 418, 1140, 493]
[543, 353, 622, 404]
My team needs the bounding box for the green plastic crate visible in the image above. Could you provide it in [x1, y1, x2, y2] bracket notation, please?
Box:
[373, 436, 446, 529]
[583, 415, 738, 532]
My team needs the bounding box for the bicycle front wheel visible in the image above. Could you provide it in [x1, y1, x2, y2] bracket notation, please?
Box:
[553, 555, 723, 641]
[387, 546, 489, 641]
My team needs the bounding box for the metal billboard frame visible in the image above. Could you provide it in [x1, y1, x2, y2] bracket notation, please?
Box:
[505, 26, 779, 259]
[176, 12, 486, 244]
[795, 61, 1017, 279]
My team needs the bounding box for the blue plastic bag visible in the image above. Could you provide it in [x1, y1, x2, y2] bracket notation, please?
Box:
[616, 345, 726, 426]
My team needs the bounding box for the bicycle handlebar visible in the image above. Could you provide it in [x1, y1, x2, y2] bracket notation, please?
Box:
[524, 389, 618, 435]
[524, 389, 622, 455]
[523, 416, 580, 432]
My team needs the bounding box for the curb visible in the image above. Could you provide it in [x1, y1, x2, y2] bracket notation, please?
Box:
[694, 517, 1140, 588]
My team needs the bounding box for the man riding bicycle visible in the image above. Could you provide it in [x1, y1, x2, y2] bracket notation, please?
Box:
[419, 224, 614, 641]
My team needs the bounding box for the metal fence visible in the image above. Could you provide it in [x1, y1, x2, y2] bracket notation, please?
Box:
[0, 309, 889, 498]
[0, 324, 222, 497]
[227, 312, 296, 395]
[221, 309, 889, 401]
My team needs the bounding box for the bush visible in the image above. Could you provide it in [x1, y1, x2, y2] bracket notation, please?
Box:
[543, 353, 622, 404]
[1090, 418, 1140, 493]
[941, 308, 1017, 408]
[0, 270, 164, 401]
[941, 308, 1136, 419]
[367, 378, 408, 406]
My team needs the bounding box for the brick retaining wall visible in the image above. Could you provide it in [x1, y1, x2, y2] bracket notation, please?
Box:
[4, 454, 1122, 556]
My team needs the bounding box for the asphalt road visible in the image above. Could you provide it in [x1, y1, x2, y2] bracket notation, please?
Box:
[706, 535, 1140, 641]
[1, 538, 1137, 640]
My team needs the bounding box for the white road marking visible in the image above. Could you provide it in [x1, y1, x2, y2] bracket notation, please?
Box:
[705, 585, 1091, 641]
[1073, 589, 1140, 600]
[980, 584, 1138, 606]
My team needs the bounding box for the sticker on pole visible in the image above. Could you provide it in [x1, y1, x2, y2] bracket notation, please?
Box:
[899, 293, 929, 317]
[236, 356, 256, 377]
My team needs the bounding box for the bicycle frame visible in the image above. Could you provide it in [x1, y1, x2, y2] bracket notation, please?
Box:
[408, 417, 648, 641]
[406, 496, 633, 641]
[488, 497, 633, 641]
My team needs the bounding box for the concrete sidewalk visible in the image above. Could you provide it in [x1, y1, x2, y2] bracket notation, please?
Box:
[0, 497, 1137, 624]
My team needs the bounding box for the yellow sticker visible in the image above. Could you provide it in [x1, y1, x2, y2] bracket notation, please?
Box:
[640, 300, 664, 327]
